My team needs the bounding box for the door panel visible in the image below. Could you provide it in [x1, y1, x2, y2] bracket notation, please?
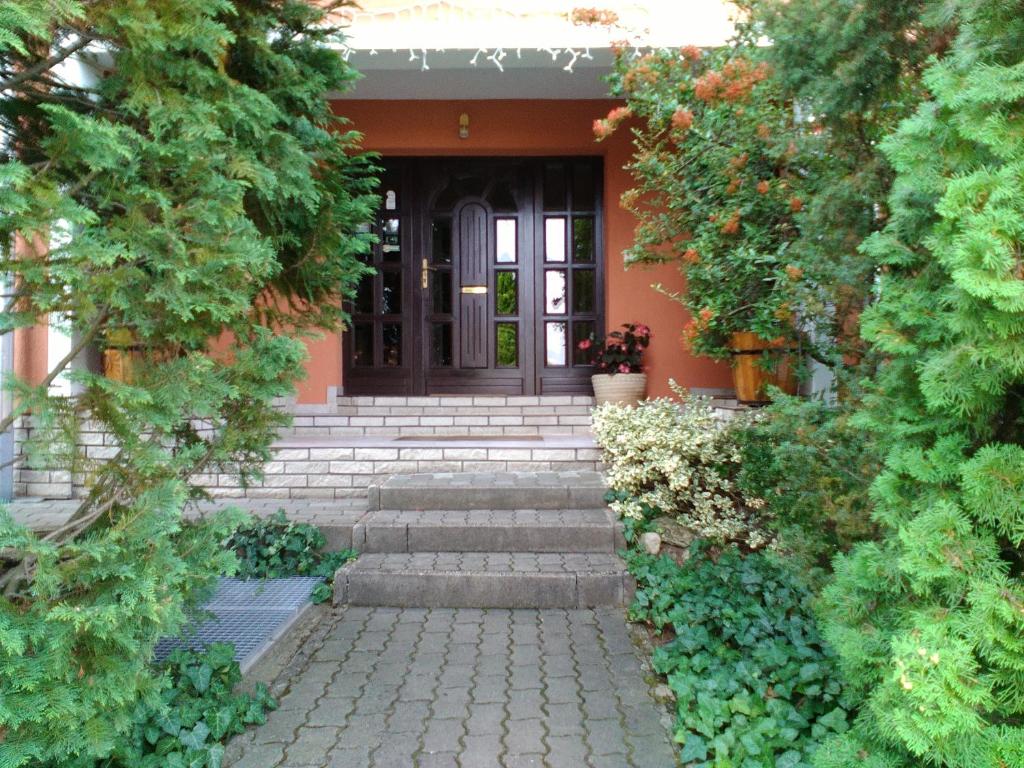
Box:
[343, 157, 603, 396]
[455, 202, 488, 369]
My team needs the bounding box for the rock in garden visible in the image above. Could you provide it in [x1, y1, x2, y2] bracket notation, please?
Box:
[640, 532, 662, 555]
[653, 684, 676, 703]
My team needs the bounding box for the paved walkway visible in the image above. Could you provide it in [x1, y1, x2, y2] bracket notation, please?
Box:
[225, 606, 678, 768]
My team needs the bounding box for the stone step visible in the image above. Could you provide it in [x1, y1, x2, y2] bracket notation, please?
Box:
[333, 552, 631, 608]
[353, 508, 621, 553]
[369, 471, 608, 511]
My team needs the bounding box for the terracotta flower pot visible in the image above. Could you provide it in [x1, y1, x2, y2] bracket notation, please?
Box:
[728, 332, 798, 404]
[592, 373, 647, 407]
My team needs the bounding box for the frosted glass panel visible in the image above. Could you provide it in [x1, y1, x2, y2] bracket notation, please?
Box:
[546, 322, 567, 367]
[496, 219, 517, 263]
[545, 270, 567, 314]
[545, 218, 566, 262]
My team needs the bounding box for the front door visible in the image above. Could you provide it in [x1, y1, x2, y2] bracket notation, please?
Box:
[344, 157, 603, 396]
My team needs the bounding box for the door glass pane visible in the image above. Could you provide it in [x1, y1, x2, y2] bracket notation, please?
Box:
[572, 217, 595, 263]
[382, 217, 401, 262]
[432, 218, 452, 264]
[353, 323, 373, 367]
[496, 323, 518, 367]
[545, 218, 566, 262]
[544, 162, 567, 211]
[496, 271, 518, 315]
[545, 270, 567, 314]
[382, 271, 402, 314]
[572, 269, 595, 314]
[355, 275, 373, 314]
[573, 321, 595, 365]
[432, 323, 453, 367]
[496, 219, 517, 263]
[546, 322, 567, 367]
[432, 270, 452, 315]
[382, 323, 402, 367]
[573, 163, 596, 211]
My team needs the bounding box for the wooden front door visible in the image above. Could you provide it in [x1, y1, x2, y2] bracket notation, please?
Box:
[344, 157, 603, 396]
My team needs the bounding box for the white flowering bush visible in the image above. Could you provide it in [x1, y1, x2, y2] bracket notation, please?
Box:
[592, 393, 771, 549]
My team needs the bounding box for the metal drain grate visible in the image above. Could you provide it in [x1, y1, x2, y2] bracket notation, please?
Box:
[154, 576, 322, 671]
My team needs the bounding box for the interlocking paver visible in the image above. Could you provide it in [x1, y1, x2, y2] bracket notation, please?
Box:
[226, 606, 678, 767]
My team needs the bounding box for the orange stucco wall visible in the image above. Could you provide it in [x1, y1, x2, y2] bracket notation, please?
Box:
[307, 98, 732, 402]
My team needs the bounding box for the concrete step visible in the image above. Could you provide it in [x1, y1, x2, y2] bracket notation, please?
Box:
[369, 471, 608, 511]
[353, 508, 622, 553]
[333, 552, 631, 608]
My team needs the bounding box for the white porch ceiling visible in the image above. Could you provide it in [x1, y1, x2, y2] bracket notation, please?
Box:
[334, 48, 618, 100]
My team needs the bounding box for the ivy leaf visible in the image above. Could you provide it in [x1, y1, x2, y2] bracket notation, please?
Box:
[679, 733, 708, 762]
[186, 664, 213, 694]
[179, 721, 210, 751]
[206, 706, 235, 740]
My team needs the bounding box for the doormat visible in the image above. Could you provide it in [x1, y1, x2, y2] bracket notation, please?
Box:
[153, 576, 321, 673]
[394, 434, 544, 442]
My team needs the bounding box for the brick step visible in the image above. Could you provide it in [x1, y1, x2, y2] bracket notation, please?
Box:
[333, 552, 631, 608]
[369, 471, 608, 511]
[353, 508, 622, 553]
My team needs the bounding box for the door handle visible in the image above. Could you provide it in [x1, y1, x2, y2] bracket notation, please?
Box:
[421, 258, 429, 289]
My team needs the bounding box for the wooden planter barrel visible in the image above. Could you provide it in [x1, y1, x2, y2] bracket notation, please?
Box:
[728, 332, 798, 404]
[102, 328, 143, 384]
[592, 373, 647, 407]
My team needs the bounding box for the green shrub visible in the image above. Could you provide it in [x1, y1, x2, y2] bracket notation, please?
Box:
[227, 511, 357, 603]
[628, 543, 848, 767]
[50, 643, 275, 768]
[592, 394, 771, 549]
[0, 0, 375, 763]
[735, 394, 881, 573]
[815, 2, 1024, 764]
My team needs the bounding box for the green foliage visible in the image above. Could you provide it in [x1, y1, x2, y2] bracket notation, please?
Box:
[736, 0, 947, 371]
[50, 643, 275, 768]
[226, 510, 357, 604]
[735, 394, 882, 573]
[815, 2, 1024, 765]
[0, 504, 246, 768]
[628, 543, 848, 767]
[0, 1, 375, 764]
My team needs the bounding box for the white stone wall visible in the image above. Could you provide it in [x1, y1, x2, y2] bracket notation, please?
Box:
[13, 396, 601, 500]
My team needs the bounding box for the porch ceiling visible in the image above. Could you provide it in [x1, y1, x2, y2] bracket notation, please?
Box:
[332, 48, 616, 100]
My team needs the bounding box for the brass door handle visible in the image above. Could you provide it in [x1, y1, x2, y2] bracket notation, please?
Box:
[421, 258, 429, 289]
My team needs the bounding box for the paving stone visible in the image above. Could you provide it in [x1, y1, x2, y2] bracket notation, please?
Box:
[421, 718, 466, 754]
[503, 718, 546, 754]
[546, 734, 590, 765]
[285, 726, 340, 764]
[230, 742, 285, 768]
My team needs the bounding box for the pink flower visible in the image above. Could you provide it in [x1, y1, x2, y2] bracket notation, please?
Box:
[619, 363, 630, 373]
[635, 324, 650, 336]
[577, 339, 592, 350]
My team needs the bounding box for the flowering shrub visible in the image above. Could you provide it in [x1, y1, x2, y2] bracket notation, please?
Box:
[597, 43, 804, 359]
[580, 322, 651, 374]
[592, 392, 770, 548]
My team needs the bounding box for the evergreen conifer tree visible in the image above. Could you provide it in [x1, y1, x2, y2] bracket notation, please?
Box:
[0, 2, 375, 764]
[816, 1, 1024, 765]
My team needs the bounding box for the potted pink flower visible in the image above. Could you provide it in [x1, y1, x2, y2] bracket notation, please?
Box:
[579, 323, 651, 406]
